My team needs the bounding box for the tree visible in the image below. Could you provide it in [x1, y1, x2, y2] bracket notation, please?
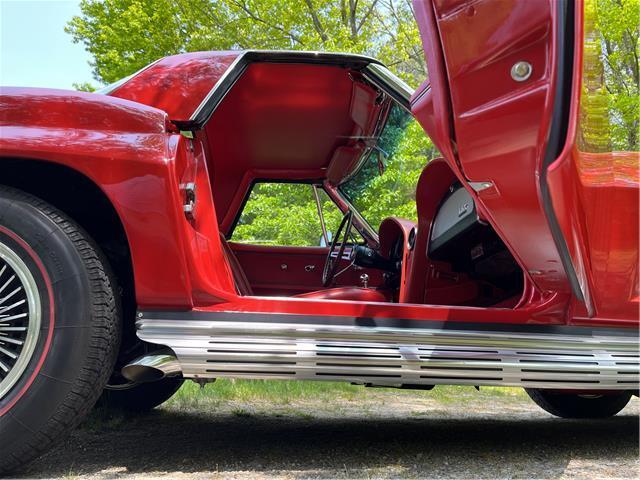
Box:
[233, 183, 346, 246]
[67, 0, 637, 248]
[581, 0, 639, 151]
[66, 0, 426, 87]
[340, 104, 437, 230]
[67, 0, 435, 246]
[72, 82, 96, 92]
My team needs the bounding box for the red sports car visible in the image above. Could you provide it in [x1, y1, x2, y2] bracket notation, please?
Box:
[0, 0, 638, 471]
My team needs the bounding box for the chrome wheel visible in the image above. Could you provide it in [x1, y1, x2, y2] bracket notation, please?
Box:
[0, 241, 41, 400]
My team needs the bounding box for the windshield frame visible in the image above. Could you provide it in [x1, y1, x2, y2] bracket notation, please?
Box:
[334, 93, 418, 240]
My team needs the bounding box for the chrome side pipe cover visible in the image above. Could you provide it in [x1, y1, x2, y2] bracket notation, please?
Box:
[135, 315, 640, 390]
[121, 350, 182, 383]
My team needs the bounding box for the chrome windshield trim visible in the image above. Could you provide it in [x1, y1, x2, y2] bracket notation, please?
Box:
[362, 63, 413, 111]
[312, 185, 330, 246]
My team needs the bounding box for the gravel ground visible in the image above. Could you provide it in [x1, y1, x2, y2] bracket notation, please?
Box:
[16, 390, 640, 479]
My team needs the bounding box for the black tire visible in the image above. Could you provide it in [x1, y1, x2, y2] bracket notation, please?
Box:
[97, 377, 184, 412]
[0, 186, 120, 473]
[525, 388, 633, 418]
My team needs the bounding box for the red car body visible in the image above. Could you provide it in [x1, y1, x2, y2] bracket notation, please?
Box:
[0, 0, 637, 446]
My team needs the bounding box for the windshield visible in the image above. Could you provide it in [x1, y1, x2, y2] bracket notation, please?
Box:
[339, 102, 439, 232]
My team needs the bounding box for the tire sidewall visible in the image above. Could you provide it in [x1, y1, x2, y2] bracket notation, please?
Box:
[0, 192, 113, 454]
[526, 388, 633, 419]
[99, 377, 184, 412]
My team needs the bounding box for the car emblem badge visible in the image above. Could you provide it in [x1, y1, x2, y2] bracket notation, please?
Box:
[458, 203, 470, 217]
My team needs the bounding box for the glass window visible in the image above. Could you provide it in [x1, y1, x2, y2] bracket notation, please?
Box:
[339, 103, 440, 232]
[231, 183, 351, 246]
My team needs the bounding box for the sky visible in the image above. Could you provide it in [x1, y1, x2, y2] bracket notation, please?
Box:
[0, 0, 94, 89]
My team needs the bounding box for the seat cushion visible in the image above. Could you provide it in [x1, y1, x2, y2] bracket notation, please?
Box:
[295, 287, 389, 302]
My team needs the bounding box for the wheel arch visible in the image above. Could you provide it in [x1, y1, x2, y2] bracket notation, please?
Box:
[0, 158, 137, 339]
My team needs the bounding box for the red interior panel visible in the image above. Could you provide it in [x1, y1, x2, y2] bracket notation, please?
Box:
[413, 0, 570, 296]
[204, 63, 360, 230]
[229, 242, 384, 296]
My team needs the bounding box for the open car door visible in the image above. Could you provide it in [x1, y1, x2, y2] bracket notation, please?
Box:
[411, 0, 638, 321]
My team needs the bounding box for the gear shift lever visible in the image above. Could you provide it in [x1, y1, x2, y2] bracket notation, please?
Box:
[360, 273, 369, 288]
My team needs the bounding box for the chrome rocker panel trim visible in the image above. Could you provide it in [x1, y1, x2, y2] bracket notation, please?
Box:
[136, 314, 639, 390]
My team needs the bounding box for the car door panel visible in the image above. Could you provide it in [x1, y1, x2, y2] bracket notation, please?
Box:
[229, 242, 384, 296]
[412, 0, 572, 298]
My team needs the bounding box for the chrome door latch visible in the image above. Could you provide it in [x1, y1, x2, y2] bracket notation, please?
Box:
[182, 182, 196, 219]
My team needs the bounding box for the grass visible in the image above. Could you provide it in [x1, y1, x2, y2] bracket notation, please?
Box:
[81, 380, 527, 431]
[165, 378, 526, 411]
[167, 379, 361, 410]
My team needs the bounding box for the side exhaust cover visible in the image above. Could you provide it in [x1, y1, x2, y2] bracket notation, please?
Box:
[121, 350, 182, 383]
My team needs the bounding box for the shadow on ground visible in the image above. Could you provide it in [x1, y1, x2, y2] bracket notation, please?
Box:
[20, 406, 640, 479]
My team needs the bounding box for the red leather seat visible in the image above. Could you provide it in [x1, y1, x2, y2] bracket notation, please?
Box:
[404, 159, 457, 304]
[219, 233, 388, 302]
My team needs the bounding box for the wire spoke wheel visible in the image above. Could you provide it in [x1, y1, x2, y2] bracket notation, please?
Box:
[0, 241, 41, 400]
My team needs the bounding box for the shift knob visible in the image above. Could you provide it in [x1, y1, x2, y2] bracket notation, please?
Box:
[360, 273, 369, 288]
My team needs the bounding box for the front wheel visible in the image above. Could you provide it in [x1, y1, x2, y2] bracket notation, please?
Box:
[525, 388, 633, 418]
[0, 186, 120, 473]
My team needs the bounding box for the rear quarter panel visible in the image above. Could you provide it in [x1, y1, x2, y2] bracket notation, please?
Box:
[0, 88, 199, 308]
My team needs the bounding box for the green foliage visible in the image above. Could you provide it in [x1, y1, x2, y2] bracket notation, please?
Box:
[66, 0, 427, 86]
[341, 106, 438, 230]
[72, 81, 97, 92]
[232, 183, 345, 246]
[582, 0, 639, 151]
[66, 0, 638, 246]
[165, 379, 526, 411]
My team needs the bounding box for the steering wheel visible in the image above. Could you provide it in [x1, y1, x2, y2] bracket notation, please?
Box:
[322, 210, 354, 287]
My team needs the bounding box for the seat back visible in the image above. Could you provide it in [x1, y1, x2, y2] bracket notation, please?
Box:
[404, 158, 456, 304]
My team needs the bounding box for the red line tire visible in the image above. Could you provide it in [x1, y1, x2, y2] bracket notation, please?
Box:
[525, 388, 632, 419]
[0, 186, 121, 473]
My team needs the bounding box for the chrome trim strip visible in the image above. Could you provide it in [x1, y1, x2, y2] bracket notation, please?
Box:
[136, 317, 639, 390]
[185, 51, 249, 129]
[468, 181, 495, 192]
